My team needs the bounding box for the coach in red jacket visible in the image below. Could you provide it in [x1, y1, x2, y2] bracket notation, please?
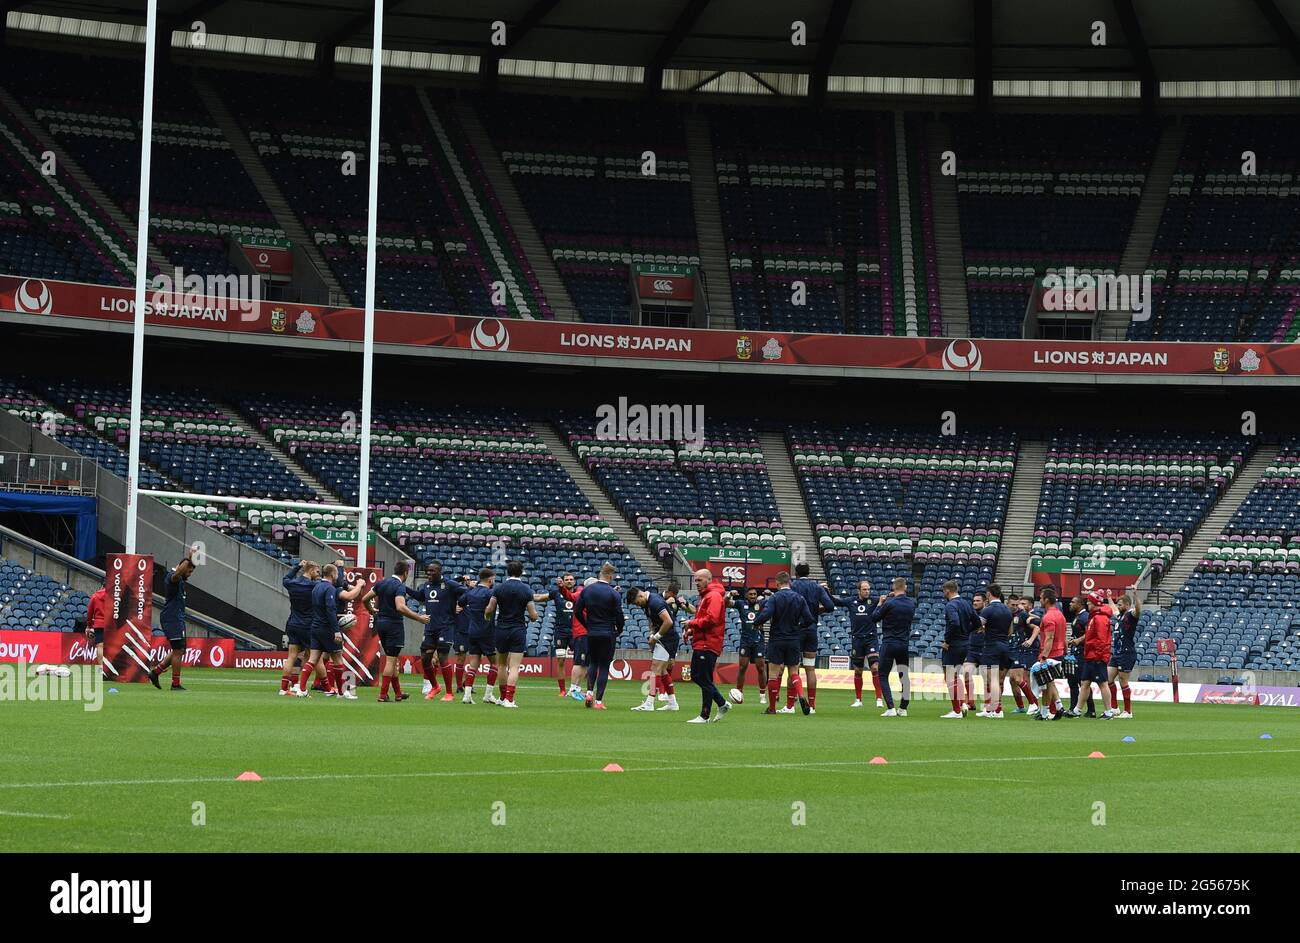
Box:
[84, 585, 109, 674]
[683, 569, 730, 724]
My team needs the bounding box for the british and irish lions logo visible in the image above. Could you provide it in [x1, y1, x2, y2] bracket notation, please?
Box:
[470, 318, 510, 351]
[15, 278, 53, 315]
[941, 339, 982, 372]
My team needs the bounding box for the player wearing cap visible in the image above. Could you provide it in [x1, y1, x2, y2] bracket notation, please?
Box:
[1110, 587, 1140, 718]
[727, 586, 769, 706]
[940, 580, 977, 718]
[361, 560, 428, 702]
[753, 571, 814, 717]
[872, 577, 916, 717]
[831, 580, 883, 708]
[1073, 591, 1116, 718]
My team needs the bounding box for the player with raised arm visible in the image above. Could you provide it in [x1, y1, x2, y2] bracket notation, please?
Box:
[872, 577, 916, 717]
[296, 563, 367, 699]
[1110, 586, 1140, 718]
[280, 559, 327, 695]
[1074, 590, 1117, 719]
[410, 562, 466, 702]
[148, 545, 199, 691]
[361, 560, 428, 702]
[461, 568, 498, 704]
[976, 584, 1013, 718]
[727, 586, 768, 706]
[831, 580, 883, 708]
[627, 585, 679, 712]
[940, 579, 976, 718]
[536, 573, 577, 697]
[753, 571, 814, 717]
[789, 563, 834, 713]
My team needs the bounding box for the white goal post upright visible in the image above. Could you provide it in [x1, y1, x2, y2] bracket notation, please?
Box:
[123, 2, 388, 566]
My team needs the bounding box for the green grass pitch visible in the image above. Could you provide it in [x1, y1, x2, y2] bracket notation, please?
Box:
[2, 669, 1295, 852]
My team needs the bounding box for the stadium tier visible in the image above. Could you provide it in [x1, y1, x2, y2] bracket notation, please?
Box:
[0, 555, 88, 631]
[1033, 432, 1253, 579]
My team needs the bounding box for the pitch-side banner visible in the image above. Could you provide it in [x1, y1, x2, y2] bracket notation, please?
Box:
[6, 275, 1300, 377]
[0, 630, 233, 667]
[103, 552, 154, 682]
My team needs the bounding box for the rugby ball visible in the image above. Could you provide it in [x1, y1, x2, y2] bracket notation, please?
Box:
[728, 688, 744, 704]
[338, 613, 357, 630]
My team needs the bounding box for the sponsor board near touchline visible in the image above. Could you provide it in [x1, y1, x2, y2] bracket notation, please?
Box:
[0, 630, 232, 667]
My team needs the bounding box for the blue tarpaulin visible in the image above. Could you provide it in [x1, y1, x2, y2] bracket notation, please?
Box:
[0, 491, 97, 560]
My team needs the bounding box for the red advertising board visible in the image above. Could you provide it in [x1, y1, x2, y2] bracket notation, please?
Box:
[5, 274, 1299, 378]
[239, 242, 293, 277]
[103, 552, 154, 682]
[340, 565, 384, 685]
[0, 630, 232, 668]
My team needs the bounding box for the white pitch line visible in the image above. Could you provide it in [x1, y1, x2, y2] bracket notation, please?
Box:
[0, 747, 1291, 792]
[0, 810, 72, 819]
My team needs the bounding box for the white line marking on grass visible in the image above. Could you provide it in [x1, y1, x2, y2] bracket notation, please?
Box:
[0, 810, 72, 819]
[0, 747, 1292, 792]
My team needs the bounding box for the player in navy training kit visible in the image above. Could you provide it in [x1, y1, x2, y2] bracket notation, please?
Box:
[727, 586, 769, 706]
[961, 590, 987, 713]
[411, 562, 466, 702]
[753, 571, 814, 716]
[628, 585, 679, 711]
[657, 581, 691, 704]
[280, 559, 326, 695]
[940, 580, 977, 717]
[148, 545, 199, 691]
[361, 560, 429, 702]
[832, 580, 883, 708]
[1066, 595, 1092, 715]
[790, 563, 834, 713]
[574, 563, 624, 709]
[1109, 587, 1140, 718]
[296, 563, 367, 698]
[452, 575, 473, 692]
[976, 584, 1014, 717]
[1006, 595, 1041, 713]
[536, 573, 577, 696]
[461, 567, 499, 704]
[484, 559, 539, 707]
[872, 577, 916, 716]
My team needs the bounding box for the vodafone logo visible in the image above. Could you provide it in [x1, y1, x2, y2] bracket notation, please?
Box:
[652, 279, 673, 293]
[941, 339, 982, 372]
[16, 278, 52, 315]
[470, 318, 510, 351]
[609, 659, 633, 681]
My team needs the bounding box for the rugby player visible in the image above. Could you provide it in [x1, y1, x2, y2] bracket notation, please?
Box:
[940, 580, 977, 718]
[1033, 587, 1067, 719]
[535, 573, 577, 696]
[872, 577, 916, 717]
[728, 587, 768, 706]
[976, 584, 1013, 718]
[1072, 590, 1116, 718]
[1109, 586, 1140, 718]
[461, 567, 499, 704]
[574, 563, 623, 709]
[754, 571, 814, 716]
[484, 560, 539, 708]
[682, 569, 731, 723]
[410, 562, 466, 702]
[453, 575, 472, 692]
[658, 580, 690, 705]
[295, 563, 367, 699]
[789, 563, 834, 713]
[628, 585, 679, 712]
[1066, 594, 1093, 716]
[280, 560, 328, 695]
[148, 545, 199, 691]
[831, 581, 883, 708]
[961, 590, 987, 713]
[361, 560, 428, 702]
[1007, 594, 1041, 713]
[567, 577, 595, 701]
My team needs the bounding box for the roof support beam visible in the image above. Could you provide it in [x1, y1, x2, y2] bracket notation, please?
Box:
[645, 0, 712, 94]
[1112, 0, 1156, 112]
[810, 0, 854, 106]
[973, 0, 992, 111]
[483, 0, 564, 87]
[1251, 0, 1300, 71]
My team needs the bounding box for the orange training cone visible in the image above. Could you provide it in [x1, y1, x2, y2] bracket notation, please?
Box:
[603, 763, 624, 772]
[236, 771, 263, 781]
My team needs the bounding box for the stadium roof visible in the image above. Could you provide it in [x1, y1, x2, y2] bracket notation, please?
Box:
[7, 0, 1300, 87]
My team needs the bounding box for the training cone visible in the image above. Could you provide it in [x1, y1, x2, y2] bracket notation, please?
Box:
[1122, 736, 1136, 743]
[235, 771, 263, 781]
[869, 756, 888, 765]
[107, 688, 118, 694]
[1259, 733, 1273, 740]
[602, 763, 624, 772]
[1088, 751, 1106, 759]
